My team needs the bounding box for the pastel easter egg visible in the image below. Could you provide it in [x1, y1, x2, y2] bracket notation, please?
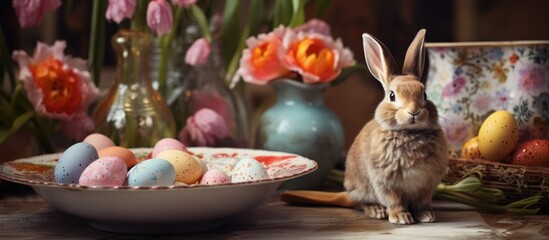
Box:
[231, 158, 269, 183]
[200, 169, 230, 185]
[195, 157, 209, 174]
[83, 133, 115, 151]
[79, 156, 127, 186]
[157, 150, 203, 184]
[55, 142, 98, 184]
[152, 138, 188, 158]
[99, 146, 138, 169]
[127, 158, 176, 187]
[478, 110, 519, 162]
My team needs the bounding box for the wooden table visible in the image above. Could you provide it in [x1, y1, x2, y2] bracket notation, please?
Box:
[0, 182, 547, 239]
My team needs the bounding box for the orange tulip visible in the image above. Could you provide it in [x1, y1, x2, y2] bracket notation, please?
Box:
[286, 38, 336, 83]
[283, 31, 354, 84]
[28, 57, 83, 115]
[231, 27, 289, 87]
[12, 41, 99, 140]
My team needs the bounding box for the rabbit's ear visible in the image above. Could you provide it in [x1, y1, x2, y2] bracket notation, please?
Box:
[362, 33, 398, 88]
[402, 29, 426, 79]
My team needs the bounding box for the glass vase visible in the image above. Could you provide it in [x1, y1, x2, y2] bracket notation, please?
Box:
[172, 44, 250, 148]
[254, 79, 344, 189]
[92, 29, 176, 148]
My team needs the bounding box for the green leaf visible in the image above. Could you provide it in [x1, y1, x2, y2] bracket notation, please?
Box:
[288, 0, 306, 27]
[0, 55, 4, 86]
[225, 23, 250, 85]
[9, 84, 24, 115]
[330, 64, 367, 87]
[0, 111, 34, 144]
[88, 0, 108, 87]
[220, 0, 242, 71]
[249, 0, 266, 36]
[0, 105, 11, 127]
[64, 0, 74, 20]
[189, 5, 212, 41]
[273, 0, 293, 28]
[0, 22, 15, 92]
[313, 0, 333, 17]
[225, 0, 265, 83]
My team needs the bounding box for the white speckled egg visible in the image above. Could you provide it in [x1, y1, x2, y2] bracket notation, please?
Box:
[200, 169, 230, 185]
[231, 158, 269, 183]
[55, 142, 99, 184]
[156, 150, 203, 184]
[79, 156, 127, 186]
[127, 158, 176, 186]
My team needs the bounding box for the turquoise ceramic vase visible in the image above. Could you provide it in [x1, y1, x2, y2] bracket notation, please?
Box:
[254, 79, 344, 189]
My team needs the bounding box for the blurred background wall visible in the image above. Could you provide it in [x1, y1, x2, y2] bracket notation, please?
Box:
[1, 0, 549, 150]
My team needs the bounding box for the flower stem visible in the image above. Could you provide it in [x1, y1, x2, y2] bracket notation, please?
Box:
[157, 7, 184, 97]
[132, 0, 149, 32]
[88, 0, 108, 87]
[0, 22, 16, 92]
[22, 113, 55, 153]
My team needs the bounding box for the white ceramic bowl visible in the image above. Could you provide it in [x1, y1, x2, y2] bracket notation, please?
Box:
[0, 147, 317, 234]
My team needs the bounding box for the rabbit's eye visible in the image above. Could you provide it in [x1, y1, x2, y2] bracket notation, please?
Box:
[389, 91, 395, 102]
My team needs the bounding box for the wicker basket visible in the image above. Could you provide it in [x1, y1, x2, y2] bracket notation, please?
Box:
[443, 158, 549, 208]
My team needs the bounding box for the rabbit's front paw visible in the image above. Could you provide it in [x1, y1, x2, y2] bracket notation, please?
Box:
[416, 210, 436, 223]
[365, 204, 387, 219]
[389, 211, 414, 224]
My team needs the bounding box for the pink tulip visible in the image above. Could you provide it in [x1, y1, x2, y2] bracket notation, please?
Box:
[147, 0, 173, 35]
[230, 26, 289, 87]
[105, 0, 136, 23]
[13, 0, 61, 28]
[12, 41, 99, 119]
[178, 108, 231, 147]
[12, 41, 99, 140]
[185, 38, 211, 66]
[293, 19, 332, 36]
[172, 0, 197, 8]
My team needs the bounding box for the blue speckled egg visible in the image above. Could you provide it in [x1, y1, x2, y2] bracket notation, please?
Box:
[54, 142, 99, 184]
[127, 158, 176, 187]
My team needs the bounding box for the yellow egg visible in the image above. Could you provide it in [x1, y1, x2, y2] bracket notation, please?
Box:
[460, 136, 483, 160]
[156, 150, 203, 184]
[477, 110, 519, 162]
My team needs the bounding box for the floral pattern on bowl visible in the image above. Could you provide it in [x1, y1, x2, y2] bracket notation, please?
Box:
[425, 41, 549, 154]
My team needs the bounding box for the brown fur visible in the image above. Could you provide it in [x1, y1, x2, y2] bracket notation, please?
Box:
[344, 29, 448, 225]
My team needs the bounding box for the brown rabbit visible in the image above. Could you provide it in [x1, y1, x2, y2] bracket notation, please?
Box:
[344, 29, 448, 224]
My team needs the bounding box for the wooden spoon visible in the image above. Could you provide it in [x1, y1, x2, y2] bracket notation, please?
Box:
[280, 191, 358, 208]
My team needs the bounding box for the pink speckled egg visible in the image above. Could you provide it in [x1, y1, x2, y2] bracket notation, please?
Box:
[152, 138, 188, 158]
[83, 133, 115, 151]
[79, 156, 127, 186]
[200, 169, 230, 185]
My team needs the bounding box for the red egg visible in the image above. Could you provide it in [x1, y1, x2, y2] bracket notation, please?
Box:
[511, 139, 549, 167]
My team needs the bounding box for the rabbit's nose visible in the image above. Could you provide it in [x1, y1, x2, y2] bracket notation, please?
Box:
[407, 110, 420, 116]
